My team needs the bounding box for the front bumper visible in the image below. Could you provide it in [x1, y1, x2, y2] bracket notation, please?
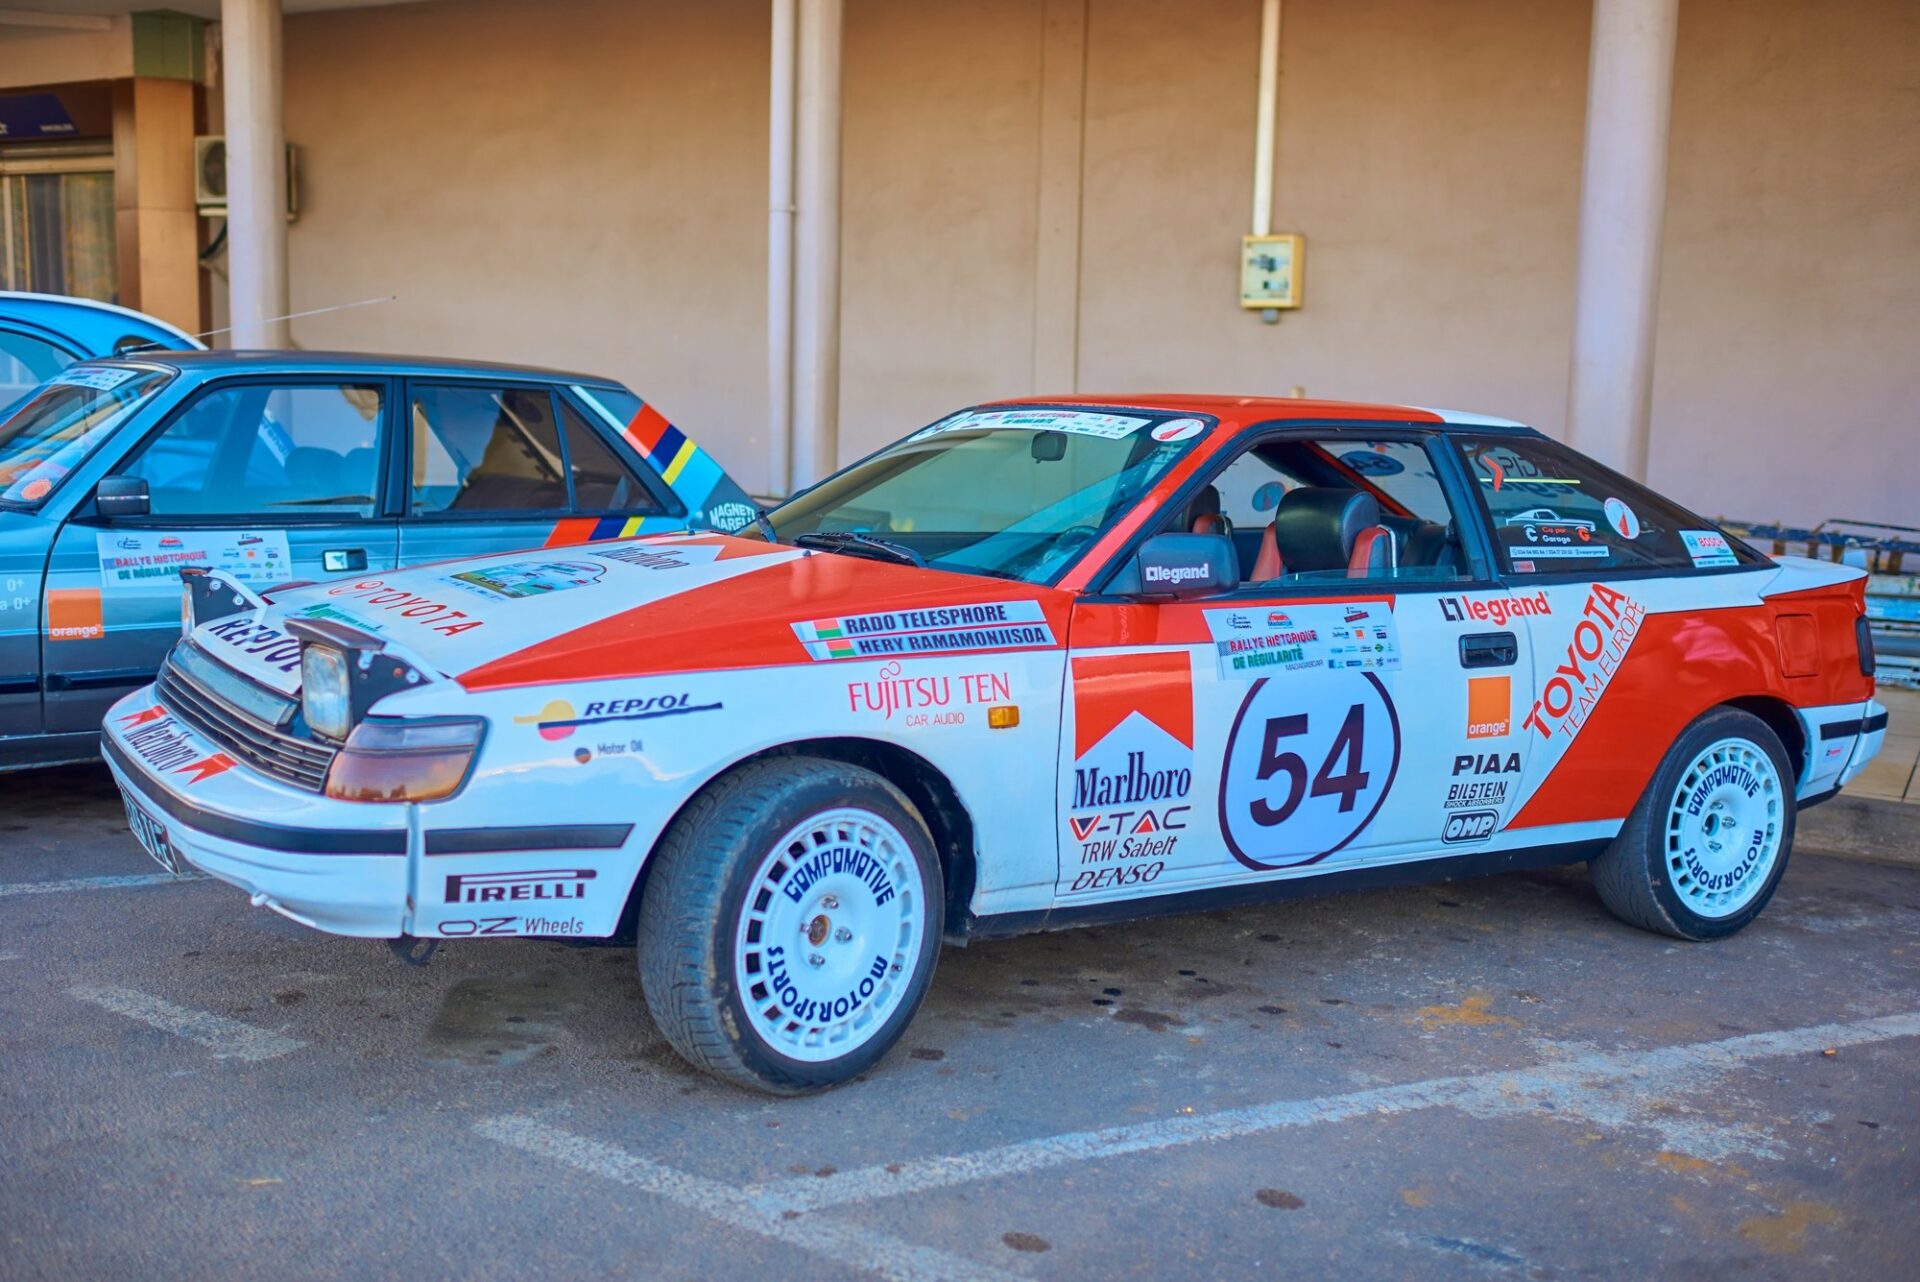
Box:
[102, 686, 411, 937]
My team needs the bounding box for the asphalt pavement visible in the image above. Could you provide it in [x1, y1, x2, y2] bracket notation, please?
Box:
[3, 762, 1917, 1281]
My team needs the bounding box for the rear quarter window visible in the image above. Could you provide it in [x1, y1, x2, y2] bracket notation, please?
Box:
[1457, 437, 1766, 575]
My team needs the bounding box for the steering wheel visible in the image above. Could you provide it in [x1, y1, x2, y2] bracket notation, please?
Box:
[1056, 524, 1100, 549]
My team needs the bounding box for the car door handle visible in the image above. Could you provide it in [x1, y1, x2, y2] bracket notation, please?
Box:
[323, 548, 368, 573]
[1459, 631, 1518, 668]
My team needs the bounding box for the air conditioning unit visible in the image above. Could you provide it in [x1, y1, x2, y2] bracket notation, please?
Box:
[194, 135, 298, 221]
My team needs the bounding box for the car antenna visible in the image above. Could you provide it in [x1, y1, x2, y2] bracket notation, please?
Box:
[188, 294, 397, 342]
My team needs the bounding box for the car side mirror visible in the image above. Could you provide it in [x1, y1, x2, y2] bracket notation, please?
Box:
[1107, 532, 1239, 600]
[94, 475, 150, 520]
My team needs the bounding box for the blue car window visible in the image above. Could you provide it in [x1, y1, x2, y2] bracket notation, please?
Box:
[0, 367, 170, 506]
[559, 397, 658, 514]
[0, 329, 75, 412]
[411, 384, 569, 515]
[122, 382, 382, 518]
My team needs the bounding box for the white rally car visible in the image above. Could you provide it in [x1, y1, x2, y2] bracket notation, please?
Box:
[104, 397, 1888, 1092]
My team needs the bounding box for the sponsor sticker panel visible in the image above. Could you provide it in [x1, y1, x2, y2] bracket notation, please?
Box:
[1063, 653, 1193, 896]
[844, 660, 1010, 729]
[1204, 601, 1401, 680]
[1680, 529, 1738, 568]
[793, 601, 1055, 662]
[97, 529, 292, 588]
[445, 560, 607, 601]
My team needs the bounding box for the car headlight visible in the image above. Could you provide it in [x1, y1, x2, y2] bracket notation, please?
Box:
[323, 717, 484, 803]
[301, 644, 352, 741]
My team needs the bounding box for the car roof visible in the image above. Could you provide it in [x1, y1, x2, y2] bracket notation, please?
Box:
[979, 392, 1534, 432]
[0, 291, 204, 351]
[83, 347, 625, 386]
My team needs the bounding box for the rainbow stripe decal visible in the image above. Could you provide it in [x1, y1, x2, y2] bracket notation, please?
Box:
[543, 392, 756, 549]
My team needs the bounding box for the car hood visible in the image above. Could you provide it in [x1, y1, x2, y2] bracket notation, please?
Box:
[190, 532, 1072, 696]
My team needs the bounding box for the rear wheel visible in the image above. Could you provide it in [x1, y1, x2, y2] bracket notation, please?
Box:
[637, 756, 942, 1093]
[1590, 707, 1795, 940]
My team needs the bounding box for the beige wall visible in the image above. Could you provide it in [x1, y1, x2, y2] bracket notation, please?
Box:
[0, 21, 133, 91]
[276, 0, 770, 478]
[264, 0, 1918, 521]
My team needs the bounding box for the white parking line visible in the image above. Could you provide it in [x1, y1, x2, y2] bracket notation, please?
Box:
[476, 1011, 1920, 1282]
[474, 1116, 1021, 1282]
[68, 985, 306, 1062]
[0, 872, 204, 899]
[746, 1009, 1920, 1213]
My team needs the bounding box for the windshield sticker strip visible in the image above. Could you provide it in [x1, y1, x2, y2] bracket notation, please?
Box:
[912, 409, 1153, 441]
[793, 601, 1055, 661]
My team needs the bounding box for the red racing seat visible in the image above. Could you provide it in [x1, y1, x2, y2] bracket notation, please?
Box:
[1249, 487, 1395, 582]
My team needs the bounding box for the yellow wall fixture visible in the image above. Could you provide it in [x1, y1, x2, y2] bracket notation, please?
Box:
[1241, 232, 1303, 311]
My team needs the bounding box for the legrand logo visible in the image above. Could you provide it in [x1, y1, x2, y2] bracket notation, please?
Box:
[1144, 562, 1210, 586]
[1439, 591, 1552, 627]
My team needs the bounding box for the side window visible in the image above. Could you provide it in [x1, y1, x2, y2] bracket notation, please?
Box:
[122, 383, 382, 518]
[1457, 437, 1763, 574]
[411, 384, 568, 515]
[1191, 436, 1471, 587]
[559, 398, 658, 514]
[0, 329, 76, 410]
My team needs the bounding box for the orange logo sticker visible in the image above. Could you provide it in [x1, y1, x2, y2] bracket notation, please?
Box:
[47, 588, 104, 642]
[1466, 675, 1510, 739]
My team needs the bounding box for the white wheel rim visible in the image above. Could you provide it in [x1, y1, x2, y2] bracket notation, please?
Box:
[1663, 736, 1785, 918]
[732, 806, 927, 1063]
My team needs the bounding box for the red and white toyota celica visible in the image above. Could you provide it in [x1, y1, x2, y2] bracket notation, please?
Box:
[104, 396, 1887, 1092]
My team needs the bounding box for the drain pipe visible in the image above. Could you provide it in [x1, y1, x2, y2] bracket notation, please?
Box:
[1250, 0, 1281, 237]
[766, 0, 797, 497]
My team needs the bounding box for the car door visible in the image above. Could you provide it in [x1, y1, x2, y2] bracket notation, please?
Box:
[1056, 429, 1534, 906]
[394, 379, 692, 568]
[1448, 432, 1768, 831]
[41, 374, 400, 733]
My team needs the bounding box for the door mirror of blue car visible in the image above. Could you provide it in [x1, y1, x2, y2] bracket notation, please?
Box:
[94, 475, 151, 520]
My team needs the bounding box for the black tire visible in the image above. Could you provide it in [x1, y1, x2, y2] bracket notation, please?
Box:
[1589, 706, 1796, 940]
[636, 755, 944, 1094]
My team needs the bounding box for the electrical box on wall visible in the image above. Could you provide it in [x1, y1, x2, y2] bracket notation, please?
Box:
[1241, 233, 1304, 311]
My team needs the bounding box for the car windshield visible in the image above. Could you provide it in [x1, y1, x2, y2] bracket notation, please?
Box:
[761, 407, 1209, 583]
[0, 365, 172, 508]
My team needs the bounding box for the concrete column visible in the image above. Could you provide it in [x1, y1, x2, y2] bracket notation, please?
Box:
[111, 77, 201, 333]
[220, 0, 288, 348]
[1565, 0, 1679, 479]
[1031, 0, 1087, 394]
[767, 0, 797, 498]
[790, 0, 842, 489]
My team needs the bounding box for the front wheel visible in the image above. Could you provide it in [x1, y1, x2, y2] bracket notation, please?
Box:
[1589, 707, 1796, 940]
[637, 756, 943, 1093]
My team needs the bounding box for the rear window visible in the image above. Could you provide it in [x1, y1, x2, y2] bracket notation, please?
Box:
[1456, 436, 1764, 574]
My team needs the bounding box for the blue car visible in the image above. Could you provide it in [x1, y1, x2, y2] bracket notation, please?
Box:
[0, 292, 205, 408]
[0, 349, 758, 769]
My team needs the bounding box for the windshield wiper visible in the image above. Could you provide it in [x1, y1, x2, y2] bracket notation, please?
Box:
[792, 530, 926, 568]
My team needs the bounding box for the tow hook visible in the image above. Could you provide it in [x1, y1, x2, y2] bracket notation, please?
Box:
[388, 935, 441, 967]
